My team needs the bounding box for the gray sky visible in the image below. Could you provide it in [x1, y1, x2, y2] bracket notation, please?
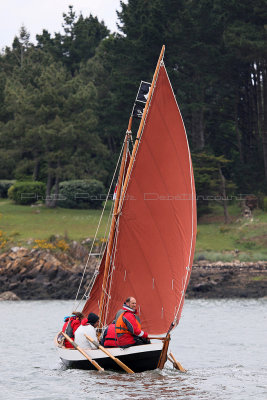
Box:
[0, 0, 122, 50]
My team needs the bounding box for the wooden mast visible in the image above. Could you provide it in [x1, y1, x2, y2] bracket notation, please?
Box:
[98, 118, 132, 329]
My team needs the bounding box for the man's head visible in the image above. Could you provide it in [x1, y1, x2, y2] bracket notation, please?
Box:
[125, 296, 137, 311]
[87, 312, 99, 327]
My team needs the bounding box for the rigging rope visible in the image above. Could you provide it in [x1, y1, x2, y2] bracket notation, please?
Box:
[100, 214, 121, 326]
[72, 142, 125, 313]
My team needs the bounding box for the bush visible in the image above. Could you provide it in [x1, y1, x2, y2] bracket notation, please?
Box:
[0, 180, 16, 198]
[55, 179, 105, 209]
[8, 181, 46, 205]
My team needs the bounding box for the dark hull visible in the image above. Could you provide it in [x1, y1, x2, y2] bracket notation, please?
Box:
[60, 348, 162, 372]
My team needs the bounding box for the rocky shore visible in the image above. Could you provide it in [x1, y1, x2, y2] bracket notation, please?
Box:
[0, 245, 97, 300]
[0, 247, 266, 300]
[187, 261, 267, 298]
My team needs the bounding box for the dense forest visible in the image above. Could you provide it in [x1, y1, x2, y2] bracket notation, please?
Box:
[0, 0, 266, 213]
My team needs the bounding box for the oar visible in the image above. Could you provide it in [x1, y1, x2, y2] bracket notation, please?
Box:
[168, 352, 187, 372]
[84, 334, 134, 374]
[61, 332, 104, 372]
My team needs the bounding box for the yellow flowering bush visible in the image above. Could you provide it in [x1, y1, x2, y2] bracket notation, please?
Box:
[33, 239, 55, 250]
[0, 215, 10, 249]
[0, 230, 9, 249]
[33, 239, 69, 251]
[0, 230, 7, 248]
[55, 239, 69, 251]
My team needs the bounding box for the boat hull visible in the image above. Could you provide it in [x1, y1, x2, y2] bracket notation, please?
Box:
[57, 343, 163, 372]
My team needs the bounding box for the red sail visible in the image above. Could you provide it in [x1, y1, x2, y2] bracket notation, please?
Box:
[102, 65, 196, 334]
[82, 249, 106, 316]
[83, 65, 196, 335]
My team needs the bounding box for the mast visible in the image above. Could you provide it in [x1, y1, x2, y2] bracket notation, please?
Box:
[98, 118, 132, 328]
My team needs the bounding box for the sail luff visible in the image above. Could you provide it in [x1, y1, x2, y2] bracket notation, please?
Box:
[98, 129, 130, 328]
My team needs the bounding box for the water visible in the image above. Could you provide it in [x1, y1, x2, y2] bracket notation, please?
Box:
[0, 299, 266, 400]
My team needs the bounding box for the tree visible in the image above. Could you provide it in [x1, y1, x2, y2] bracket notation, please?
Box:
[1, 48, 108, 205]
[193, 153, 236, 223]
[36, 6, 109, 75]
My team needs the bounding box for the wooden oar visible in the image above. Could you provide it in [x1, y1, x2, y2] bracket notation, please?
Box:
[168, 352, 187, 372]
[157, 333, 171, 369]
[61, 332, 104, 372]
[84, 334, 134, 374]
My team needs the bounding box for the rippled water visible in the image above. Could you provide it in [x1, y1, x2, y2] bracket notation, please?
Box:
[0, 299, 266, 400]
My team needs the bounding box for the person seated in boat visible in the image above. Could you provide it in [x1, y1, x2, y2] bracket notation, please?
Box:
[62, 311, 83, 348]
[115, 296, 150, 348]
[74, 312, 99, 349]
[100, 320, 118, 348]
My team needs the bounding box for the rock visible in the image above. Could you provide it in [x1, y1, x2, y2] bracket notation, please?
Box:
[0, 291, 20, 301]
[187, 262, 267, 299]
[11, 247, 23, 252]
[69, 241, 88, 260]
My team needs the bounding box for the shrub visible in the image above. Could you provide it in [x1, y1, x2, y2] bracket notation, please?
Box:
[0, 180, 16, 198]
[33, 238, 69, 251]
[8, 181, 46, 205]
[55, 179, 105, 209]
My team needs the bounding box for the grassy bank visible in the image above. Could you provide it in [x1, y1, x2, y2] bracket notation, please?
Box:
[195, 204, 267, 262]
[0, 199, 266, 262]
[0, 199, 111, 243]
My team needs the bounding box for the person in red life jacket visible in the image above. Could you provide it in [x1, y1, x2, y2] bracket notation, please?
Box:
[100, 321, 118, 348]
[62, 311, 83, 348]
[115, 297, 150, 348]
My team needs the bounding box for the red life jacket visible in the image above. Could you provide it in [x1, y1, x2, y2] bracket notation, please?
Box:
[62, 316, 81, 348]
[115, 311, 143, 347]
[103, 324, 118, 347]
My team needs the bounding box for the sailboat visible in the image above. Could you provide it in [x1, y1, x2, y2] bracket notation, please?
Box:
[55, 46, 197, 373]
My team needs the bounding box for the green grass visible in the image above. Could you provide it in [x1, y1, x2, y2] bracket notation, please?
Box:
[0, 199, 112, 243]
[195, 203, 267, 262]
[1, 199, 267, 261]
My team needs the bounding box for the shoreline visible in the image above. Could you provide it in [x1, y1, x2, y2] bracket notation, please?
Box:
[187, 261, 267, 298]
[0, 247, 266, 300]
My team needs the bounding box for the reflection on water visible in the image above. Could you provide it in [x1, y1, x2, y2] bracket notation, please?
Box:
[0, 299, 266, 400]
